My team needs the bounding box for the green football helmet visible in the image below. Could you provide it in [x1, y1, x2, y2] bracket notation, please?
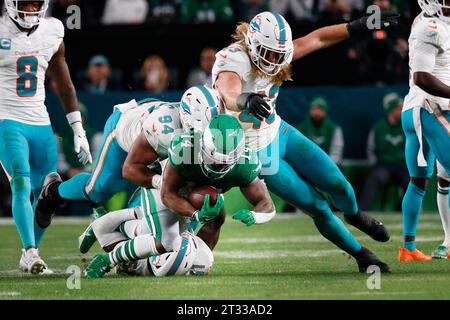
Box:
[200, 115, 245, 179]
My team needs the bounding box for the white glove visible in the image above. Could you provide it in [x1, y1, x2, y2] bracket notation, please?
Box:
[151, 174, 162, 189]
[67, 111, 93, 166]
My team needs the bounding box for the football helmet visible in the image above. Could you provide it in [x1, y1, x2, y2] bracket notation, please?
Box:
[190, 235, 214, 276]
[150, 233, 197, 277]
[5, 0, 49, 29]
[418, 0, 450, 21]
[200, 114, 245, 179]
[245, 11, 294, 76]
[179, 85, 222, 133]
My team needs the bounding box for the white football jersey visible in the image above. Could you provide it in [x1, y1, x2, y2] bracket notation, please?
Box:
[0, 16, 64, 125]
[404, 13, 450, 112]
[212, 43, 281, 151]
[115, 99, 181, 158]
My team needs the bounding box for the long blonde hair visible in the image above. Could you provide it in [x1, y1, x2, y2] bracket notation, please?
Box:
[232, 22, 292, 85]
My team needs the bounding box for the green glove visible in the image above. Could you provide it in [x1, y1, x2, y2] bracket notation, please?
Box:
[232, 209, 255, 227]
[193, 194, 224, 223]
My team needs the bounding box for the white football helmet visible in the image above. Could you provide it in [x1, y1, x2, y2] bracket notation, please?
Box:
[245, 11, 294, 76]
[149, 233, 214, 277]
[179, 85, 222, 133]
[150, 233, 197, 277]
[190, 235, 214, 276]
[418, 0, 450, 21]
[5, 0, 49, 29]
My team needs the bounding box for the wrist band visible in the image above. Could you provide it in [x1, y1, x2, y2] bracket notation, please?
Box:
[66, 111, 82, 126]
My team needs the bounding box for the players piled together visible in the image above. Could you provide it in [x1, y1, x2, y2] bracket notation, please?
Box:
[5, 0, 450, 278]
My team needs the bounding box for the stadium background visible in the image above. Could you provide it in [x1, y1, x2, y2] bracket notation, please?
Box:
[0, 0, 432, 216]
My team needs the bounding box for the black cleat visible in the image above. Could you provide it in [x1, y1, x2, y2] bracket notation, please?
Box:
[344, 210, 390, 242]
[355, 247, 391, 273]
[35, 172, 63, 229]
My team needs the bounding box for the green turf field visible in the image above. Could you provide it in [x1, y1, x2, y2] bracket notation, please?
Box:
[1, 212, 450, 300]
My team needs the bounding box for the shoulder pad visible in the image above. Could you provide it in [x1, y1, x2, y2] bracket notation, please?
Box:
[213, 44, 252, 82]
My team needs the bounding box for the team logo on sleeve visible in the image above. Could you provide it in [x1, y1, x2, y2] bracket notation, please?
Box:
[0, 38, 11, 50]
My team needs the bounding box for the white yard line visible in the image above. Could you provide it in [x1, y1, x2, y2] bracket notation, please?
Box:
[0, 291, 21, 297]
[214, 249, 342, 259]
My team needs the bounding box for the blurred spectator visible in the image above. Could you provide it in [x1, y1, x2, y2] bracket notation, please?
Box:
[148, 0, 182, 23]
[81, 55, 122, 94]
[102, 0, 149, 25]
[238, 0, 268, 21]
[283, 97, 344, 213]
[360, 93, 408, 211]
[182, 0, 233, 23]
[186, 47, 216, 87]
[319, 0, 364, 21]
[298, 97, 344, 166]
[268, 0, 316, 22]
[140, 55, 170, 93]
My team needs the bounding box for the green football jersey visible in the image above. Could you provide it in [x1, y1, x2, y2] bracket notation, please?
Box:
[168, 131, 261, 192]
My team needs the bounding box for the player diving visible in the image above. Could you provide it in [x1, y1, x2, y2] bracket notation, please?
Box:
[34, 85, 221, 226]
[81, 115, 276, 278]
[0, 0, 92, 274]
[211, 11, 401, 272]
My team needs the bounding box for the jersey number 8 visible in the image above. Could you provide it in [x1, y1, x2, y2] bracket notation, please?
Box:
[17, 56, 38, 97]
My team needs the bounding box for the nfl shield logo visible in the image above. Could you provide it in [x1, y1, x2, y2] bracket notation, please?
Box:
[0, 38, 11, 50]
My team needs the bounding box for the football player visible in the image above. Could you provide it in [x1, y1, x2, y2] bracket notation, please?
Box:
[83, 115, 276, 278]
[34, 85, 221, 228]
[399, 0, 450, 261]
[212, 12, 398, 272]
[0, 0, 92, 274]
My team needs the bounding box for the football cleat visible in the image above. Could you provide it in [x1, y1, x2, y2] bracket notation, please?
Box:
[398, 247, 432, 261]
[355, 247, 391, 273]
[35, 172, 63, 229]
[431, 245, 449, 260]
[344, 211, 390, 242]
[85, 253, 112, 279]
[78, 207, 108, 254]
[19, 248, 52, 275]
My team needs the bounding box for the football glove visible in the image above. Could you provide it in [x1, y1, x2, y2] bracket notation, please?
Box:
[192, 194, 224, 223]
[232, 209, 255, 227]
[347, 12, 400, 36]
[237, 92, 271, 120]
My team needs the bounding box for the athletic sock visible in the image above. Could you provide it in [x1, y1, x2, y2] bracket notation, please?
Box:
[10, 176, 35, 248]
[437, 184, 450, 247]
[109, 234, 158, 265]
[402, 182, 426, 251]
[58, 172, 92, 201]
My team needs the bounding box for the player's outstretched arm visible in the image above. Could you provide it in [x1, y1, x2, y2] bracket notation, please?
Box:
[215, 71, 271, 118]
[122, 132, 160, 188]
[161, 162, 199, 218]
[233, 178, 276, 226]
[292, 12, 400, 61]
[47, 41, 92, 165]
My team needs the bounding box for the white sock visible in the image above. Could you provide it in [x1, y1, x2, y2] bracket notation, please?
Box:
[93, 208, 137, 247]
[437, 185, 450, 247]
[109, 234, 158, 266]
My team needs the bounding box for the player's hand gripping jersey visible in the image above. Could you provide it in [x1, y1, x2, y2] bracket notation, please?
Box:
[0, 16, 64, 124]
[167, 130, 261, 192]
[404, 13, 450, 112]
[114, 99, 181, 157]
[212, 44, 281, 151]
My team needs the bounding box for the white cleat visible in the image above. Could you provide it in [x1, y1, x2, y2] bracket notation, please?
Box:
[19, 248, 53, 275]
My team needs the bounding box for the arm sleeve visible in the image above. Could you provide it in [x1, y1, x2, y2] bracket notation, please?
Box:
[329, 126, 344, 165]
